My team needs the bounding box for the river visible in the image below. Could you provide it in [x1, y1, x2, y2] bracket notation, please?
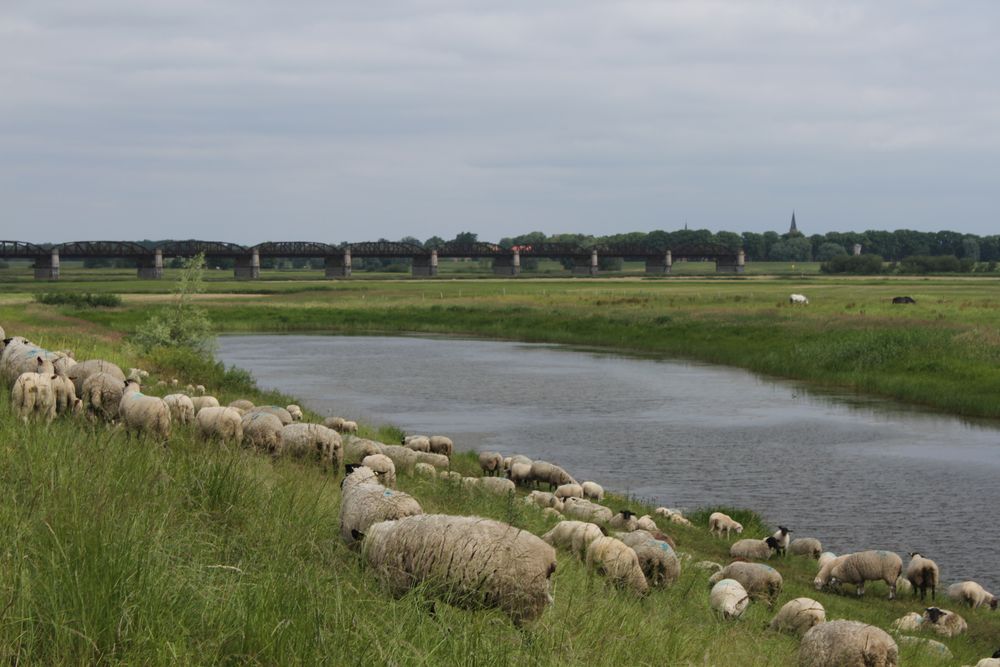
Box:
[217, 334, 1000, 592]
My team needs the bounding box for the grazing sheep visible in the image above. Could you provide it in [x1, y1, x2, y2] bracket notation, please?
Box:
[119, 381, 171, 442]
[769, 598, 825, 636]
[402, 435, 431, 452]
[528, 461, 555, 489]
[814, 550, 903, 599]
[609, 510, 639, 532]
[708, 512, 743, 538]
[789, 293, 809, 305]
[428, 435, 453, 456]
[636, 515, 658, 532]
[361, 454, 397, 488]
[229, 399, 255, 412]
[344, 437, 383, 464]
[413, 451, 449, 470]
[772, 526, 792, 555]
[475, 476, 516, 495]
[526, 490, 564, 512]
[730, 537, 780, 561]
[379, 444, 418, 474]
[790, 538, 823, 559]
[581, 481, 604, 500]
[508, 459, 533, 486]
[339, 466, 421, 549]
[3, 348, 73, 386]
[127, 367, 149, 381]
[585, 536, 648, 597]
[323, 417, 345, 431]
[191, 395, 221, 413]
[340, 420, 359, 434]
[554, 483, 583, 500]
[817, 552, 837, 569]
[922, 607, 967, 637]
[240, 411, 284, 454]
[194, 384, 205, 395]
[709, 562, 783, 605]
[81, 371, 128, 422]
[414, 462, 436, 477]
[11, 370, 57, 422]
[542, 507, 562, 520]
[249, 405, 293, 425]
[562, 497, 613, 523]
[196, 406, 243, 445]
[710, 579, 750, 620]
[358, 514, 557, 625]
[947, 581, 997, 609]
[478, 451, 503, 476]
[280, 423, 342, 469]
[547, 464, 576, 489]
[286, 404, 303, 421]
[51, 374, 82, 417]
[615, 531, 680, 588]
[798, 620, 897, 667]
[437, 470, 459, 482]
[163, 393, 196, 425]
[906, 552, 940, 600]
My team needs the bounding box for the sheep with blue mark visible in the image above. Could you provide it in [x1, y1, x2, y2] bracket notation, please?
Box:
[119, 380, 171, 442]
[339, 464, 422, 549]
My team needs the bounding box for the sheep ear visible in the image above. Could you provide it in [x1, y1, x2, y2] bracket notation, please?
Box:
[344, 463, 360, 475]
[351, 529, 365, 541]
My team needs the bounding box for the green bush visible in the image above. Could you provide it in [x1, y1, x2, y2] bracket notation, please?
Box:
[33, 292, 123, 308]
[131, 253, 215, 355]
[819, 254, 884, 274]
[898, 255, 974, 274]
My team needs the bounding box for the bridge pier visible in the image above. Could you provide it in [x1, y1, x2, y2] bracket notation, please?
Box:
[716, 249, 746, 274]
[33, 249, 60, 280]
[325, 249, 352, 279]
[234, 248, 261, 280]
[572, 249, 598, 277]
[645, 250, 673, 275]
[137, 248, 164, 279]
[492, 250, 520, 276]
[412, 250, 438, 277]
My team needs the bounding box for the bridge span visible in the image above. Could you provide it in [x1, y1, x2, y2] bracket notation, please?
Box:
[0, 240, 745, 280]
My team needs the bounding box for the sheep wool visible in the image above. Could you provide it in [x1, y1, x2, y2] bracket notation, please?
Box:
[616, 531, 680, 588]
[708, 511, 743, 538]
[636, 515, 658, 532]
[817, 552, 837, 569]
[280, 423, 342, 469]
[378, 444, 419, 474]
[163, 393, 196, 425]
[191, 395, 221, 413]
[730, 538, 778, 561]
[562, 497, 613, 523]
[906, 552, 940, 600]
[821, 550, 903, 599]
[541, 507, 562, 520]
[81, 372, 127, 422]
[402, 435, 431, 452]
[241, 411, 284, 454]
[249, 405, 293, 425]
[554, 483, 583, 500]
[344, 437, 383, 464]
[789, 538, 823, 559]
[428, 435, 453, 456]
[360, 514, 557, 625]
[508, 460, 533, 486]
[478, 451, 503, 476]
[286, 404, 303, 421]
[798, 620, 898, 667]
[542, 520, 605, 559]
[413, 451, 449, 470]
[11, 371, 57, 422]
[413, 462, 436, 478]
[529, 461, 555, 488]
[526, 491, 564, 512]
[895, 636, 952, 661]
[709, 562, 783, 605]
[119, 382, 171, 441]
[196, 406, 243, 445]
[921, 607, 967, 638]
[339, 469, 422, 549]
[547, 464, 576, 489]
[585, 536, 648, 597]
[229, 399, 255, 412]
[891, 612, 924, 632]
[710, 579, 749, 620]
[581, 481, 604, 501]
[768, 598, 825, 636]
[694, 561, 723, 574]
[608, 510, 639, 532]
[361, 454, 396, 488]
[49, 375, 81, 416]
[475, 476, 516, 495]
[947, 581, 997, 609]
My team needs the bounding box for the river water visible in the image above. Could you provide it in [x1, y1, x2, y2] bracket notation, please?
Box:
[217, 334, 1000, 592]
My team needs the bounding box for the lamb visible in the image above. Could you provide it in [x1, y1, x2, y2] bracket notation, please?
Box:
[229, 399, 255, 412]
[163, 394, 196, 425]
[562, 497, 613, 523]
[768, 597, 825, 636]
[194, 384, 205, 395]
[709, 562, 783, 605]
[554, 483, 583, 500]
[710, 579, 750, 620]
[798, 620, 898, 667]
[339, 465, 421, 548]
[581, 481, 604, 500]
[428, 435, 453, 456]
[118, 380, 171, 442]
[905, 552, 940, 600]
[402, 435, 431, 452]
[789, 538, 823, 559]
[947, 581, 998, 609]
[772, 526, 792, 555]
[526, 490, 564, 513]
[636, 515, 658, 532]
[789, 293, 809, 305]
[585, 536, 648, 597]
[344, 437, 383, 463]
[609, 510, 639, 532]
[708, 511, 743, 538]
[286, 404, 303, 421]
[615, 530, 680, 588]
[81, 371, 128, 422]
[358, 514, 557, 625]
[51, 374, 82, 417]
[248, 405, 293, 425]
[66, 359, 125, 397]
[921, 606, 967, 637]
[191, 396, 221, 413]
[478, 451, 503, 476]
[814, 550, 903, 599]
[196, 406, 243, 445]
[240, 411, 284, 454]
[361, 454, 396, 488]
[730, 537, 780, 561]
[11, 370, 57, 422]
[280, 423, 342, 469]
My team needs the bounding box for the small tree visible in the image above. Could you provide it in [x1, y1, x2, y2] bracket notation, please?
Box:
[133, 253, 215, 355]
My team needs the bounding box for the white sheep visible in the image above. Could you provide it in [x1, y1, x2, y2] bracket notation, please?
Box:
[615, 530, 680, 588]
[478, 451, 503, 476]
[280, 423, 343, 469]
[127, 367, 149, 382]
[414, 462, 436, 478]
[339, 465, 421, 549]
[636, 515, 658, 532]
[654, 507, 693, 527]
[799, 620, 897, 667]
[229, 399, 255, 412]
[413, 451, 449, 470]
[361, 454, 396, 488]
[240, 411, 284, 454]
[694, 561, 723, 574]
[248, 405, 292, 425]
[585, 536, 648, 597]
[344, 437, 383, 464]
[895, 636, 952, 661]
[891, 612, 924, 632]
[402, 435, 431, 452]
[814, 550, 903, 599]
[542, 520, 605, 559]
[771, 526, 792, 555]
[286, 404, 303, 421]
[608, 510, 639, 532]
[947, 581, 997, 609]
[710, 579, 749, 620]
[196, 406, 243, 445]
[789, 293, 809, 305]
[554, 483, 583, 500]
[542, 507, 562, 520]
[905, 552, 940, 600]
[730, 537, 780, 561]
[709, 562, 783, 605]
[921, 606, 967, 637]
[428, 435, 453, 456]
[163, 393, 196, 425]
[81, 372, 127, 422]
[11, 370, 57, 422]
[768, 597, 825, 636]
[474, 476, 516, 495]
[789, 537, 823, 559]
[378, 444, 418, 474]
[119, 381, 171, 442]
[358, 514, 558, 625]
[341, 420, 359, 433]
[66, 359, 124, 397]
[562, 497, 613, 523]
[194, 384, 205, 395]
[708, 511, 743, 538]
[817, 552, 837, 569]
[191, 395, 221, 413]
[508, 459, 533, 486]
[51, 374, 82, 417]
[581, 481, 604, 500]
[526, 490, 564, 513]
[547, 464, 576, 489]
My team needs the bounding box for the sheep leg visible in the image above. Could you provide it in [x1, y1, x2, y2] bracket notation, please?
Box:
[856, 583, 865, 597]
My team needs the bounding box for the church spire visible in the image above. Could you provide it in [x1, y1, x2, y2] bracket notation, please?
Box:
[789, 211, 798, 235]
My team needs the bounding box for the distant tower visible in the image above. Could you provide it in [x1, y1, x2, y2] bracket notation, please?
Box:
[789, 211, 799, 235]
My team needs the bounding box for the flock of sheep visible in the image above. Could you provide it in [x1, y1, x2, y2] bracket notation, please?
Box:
[3, 322, 999, 666]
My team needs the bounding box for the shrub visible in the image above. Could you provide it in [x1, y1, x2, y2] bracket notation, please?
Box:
[33, 292, 123, 308]
[131, 253, 215, 355]
[898, 255, 974, 274]
[819, 254, 884, 274]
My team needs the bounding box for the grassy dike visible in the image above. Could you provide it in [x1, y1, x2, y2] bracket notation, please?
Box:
[1, 281, 999, 664]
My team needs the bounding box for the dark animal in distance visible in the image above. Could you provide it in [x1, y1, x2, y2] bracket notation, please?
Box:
[892, 296, 916, 304]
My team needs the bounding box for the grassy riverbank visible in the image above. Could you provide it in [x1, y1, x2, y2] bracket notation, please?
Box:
[2, 282, 1000, 664]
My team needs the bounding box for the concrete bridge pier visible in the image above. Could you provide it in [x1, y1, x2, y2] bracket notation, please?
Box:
[234, 248, 261, 280]
[412, 250, 438, 277]
[645, 250, 673, 274]
[716, 249, 746, 274]
[33, 249, 60, 280]
[493, 250, 520, 276]
[137, 248, 164, 279]
[325, 249, 352, 279]
[572, 249, 598, 276]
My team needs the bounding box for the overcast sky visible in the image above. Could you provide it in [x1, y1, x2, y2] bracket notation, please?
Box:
[2, 1, 998, 243]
